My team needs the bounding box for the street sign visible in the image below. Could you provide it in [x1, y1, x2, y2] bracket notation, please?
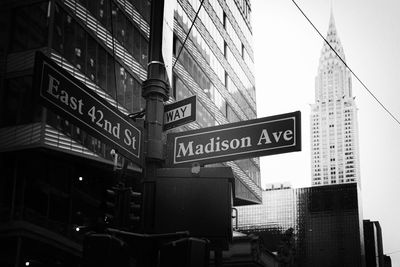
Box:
[166, 111, 301, 167]
[33, 52, 143, 166]
[164, 95, 196, 130]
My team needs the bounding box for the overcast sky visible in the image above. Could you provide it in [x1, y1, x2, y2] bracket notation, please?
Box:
[252, 0, 400, 264]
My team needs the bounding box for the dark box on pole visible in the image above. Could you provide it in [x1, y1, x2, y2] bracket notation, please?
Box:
[143, 167, 234, 250]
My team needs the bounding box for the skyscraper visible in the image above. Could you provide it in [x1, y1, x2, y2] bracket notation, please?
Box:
[173, 0, 261, 204]
[310, 11, 361, 186]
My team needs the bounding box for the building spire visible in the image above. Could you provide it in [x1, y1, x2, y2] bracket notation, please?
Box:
[318, 2, 345, 66]
[329, 0, 335, 29]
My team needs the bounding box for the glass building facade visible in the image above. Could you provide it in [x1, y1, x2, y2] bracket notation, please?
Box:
[172, 0, 261, 204]
[0, 0, 260, 265]
[235, 183, 366, 267]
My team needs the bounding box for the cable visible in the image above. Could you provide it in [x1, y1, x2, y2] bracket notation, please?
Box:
[387, 249, 400, 255]
[109, 0, 119, 110]
[172, 0, 205, 70]
[291, 0, 400, 126]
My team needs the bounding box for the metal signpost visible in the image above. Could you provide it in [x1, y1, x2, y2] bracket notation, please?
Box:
[34, 52, 143, 166]
[166, 111, 301, 167]
[33, 0, 302, 264]
[164, 95, 196, 130]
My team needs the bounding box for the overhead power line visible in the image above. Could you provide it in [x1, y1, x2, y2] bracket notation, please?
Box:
[387, 249, 400, 255]
[109, 0, 119, 110]
[291, 0, 400, 126]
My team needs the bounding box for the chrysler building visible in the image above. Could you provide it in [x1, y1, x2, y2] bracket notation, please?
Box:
[310, 11, 360, 186]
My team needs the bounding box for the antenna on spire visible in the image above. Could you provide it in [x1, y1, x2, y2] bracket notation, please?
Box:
[329, 0, 335, 26]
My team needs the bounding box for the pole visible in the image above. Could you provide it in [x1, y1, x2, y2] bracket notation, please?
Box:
[142, 0, 169, 175]
[141, 1, 169, 266]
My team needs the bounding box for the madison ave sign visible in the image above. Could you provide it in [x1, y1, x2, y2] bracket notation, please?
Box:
[34, 52, 143, 166]
[166, 111, 301, 167]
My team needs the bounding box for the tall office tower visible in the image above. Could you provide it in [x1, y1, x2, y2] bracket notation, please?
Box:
[173, 0, 261, 204]
[235, 183, 366, 267]
[0, 0, 260, 265]
[310, 11, 361, 186]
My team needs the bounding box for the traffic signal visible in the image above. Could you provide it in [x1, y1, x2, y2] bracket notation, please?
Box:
[126, 190, 141, 230]
[119, 188, 142, 231]
[101, 186, 142, 230]
[102, 188, 117, 225]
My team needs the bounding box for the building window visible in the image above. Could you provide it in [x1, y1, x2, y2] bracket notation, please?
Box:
[52, 4, 143, 113]
[213, 89, 227, 116]
[224, 41, 228, 59]
[1, 76, 41, 127]
[9, 2, 48, 52]
[226, 104, 239, 122]
[223, 11, 227, 28]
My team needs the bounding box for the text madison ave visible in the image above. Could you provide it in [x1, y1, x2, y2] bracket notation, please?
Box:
[176, 128, 294, 158]
[167, 112, 300, 166]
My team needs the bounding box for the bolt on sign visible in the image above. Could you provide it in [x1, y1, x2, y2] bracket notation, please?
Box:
[166, 111, 301, 167]
[33, 52, 143, 166]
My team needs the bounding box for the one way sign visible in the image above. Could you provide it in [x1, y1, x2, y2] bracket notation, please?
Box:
[164, 95, 196, 130]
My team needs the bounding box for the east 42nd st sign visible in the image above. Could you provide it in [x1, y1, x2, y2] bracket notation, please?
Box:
[34, 52, 143, 166]
[166, 111, 301, 167]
